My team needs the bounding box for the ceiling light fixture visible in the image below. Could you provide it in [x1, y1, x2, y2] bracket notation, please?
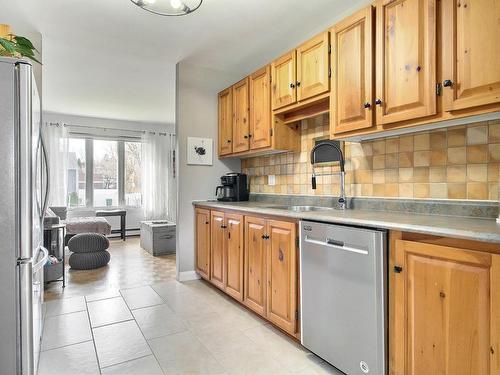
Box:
[130, 0, 202, 16]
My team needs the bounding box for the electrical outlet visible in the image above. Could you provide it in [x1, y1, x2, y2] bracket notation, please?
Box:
[268, 175, 276, 186]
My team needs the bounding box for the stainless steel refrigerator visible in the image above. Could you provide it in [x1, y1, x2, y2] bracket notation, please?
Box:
[0, 57, 49, 375]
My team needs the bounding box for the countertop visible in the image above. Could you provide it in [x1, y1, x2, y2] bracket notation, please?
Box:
[193, 200, 500, 244]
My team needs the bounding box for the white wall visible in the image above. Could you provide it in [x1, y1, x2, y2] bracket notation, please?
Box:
[175, 62, 241, 280]
[44, 112, 175, 234]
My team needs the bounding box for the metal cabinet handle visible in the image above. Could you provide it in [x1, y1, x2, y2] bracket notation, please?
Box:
[244, 135, 248, 139]
[290, 83, 295, 88]
[375, 99, 382, 106]
[364, 102, 371, 109]
[33, 246, 49, 273]
[40, 132, 50, 219]
[304, 236, 368, 255]
[296, 81, 301, 87]
[443, 79, 453, 87]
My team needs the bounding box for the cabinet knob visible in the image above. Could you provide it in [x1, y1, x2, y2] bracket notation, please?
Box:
[364, 102, 371, 109]
[244, 135, 248, 139]
[290, 83, 295, 89]
[375, 98, 382, 106]
[227, 139, 231, 143]
[248, 134, 252, 138]
[296, 81, 301, 87]
[443, 79, 453, 87]
[394, 265, 403, 273]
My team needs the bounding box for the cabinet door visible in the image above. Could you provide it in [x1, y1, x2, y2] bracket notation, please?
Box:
[225, 213, 244, 301]
[296, 31, 330, 101]
[210, 211, 225, 290]
[266, 220, 297, 334]
[442, 0, 500, 111]
[195, 208, 210, 279]
[249, 66, 272, 150]
[218, 88, 233, 156]
[271, 51, 296, 110]
[244, 216, 267, 316]
[331, 7, 374, 135]
[392, 240, 500, 375]
[232, 78, 250, 153]
[375, 0, 437, 125]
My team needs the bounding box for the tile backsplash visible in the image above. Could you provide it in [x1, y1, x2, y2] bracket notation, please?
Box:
[241, 114, 500, 201]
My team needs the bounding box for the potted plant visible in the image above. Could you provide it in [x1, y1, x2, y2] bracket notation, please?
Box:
[0, 24, 40, 64]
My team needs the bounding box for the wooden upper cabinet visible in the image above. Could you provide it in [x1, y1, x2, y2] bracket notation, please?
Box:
[210, 211, 226, 290]
[244, 216, 267, 316]
[442, 0, 500, 111]
[266, 220, 297, 334]
[249, 66, 272, 150]
[218, 88, 233, 156]
[195, 208, 210, 279]
[375, 0, 437, 125]
[331, 6, 374, 135]
[225, 213, 244, 301]
[392, 240, 500, 375]
[232, 78, 250, 153]
[296, 31, 330, 101]
[271, 51, 296, 110]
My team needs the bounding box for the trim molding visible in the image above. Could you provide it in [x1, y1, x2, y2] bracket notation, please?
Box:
[177, 270, 201, 282]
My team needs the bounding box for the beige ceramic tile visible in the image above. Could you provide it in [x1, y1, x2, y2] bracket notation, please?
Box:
[385, 183, 399, 197]
[429, 167, 446, 183]
[386, 138, 399, 154]
[467, 145, 488, 164]
[447, 147, 466, 165]
[447, 127, 466, 147]
[447, 165, 467, 182]
[430, 150, 447, 166]
[399, 152, 413, 167]
[467, 182, 488, 200]
[399, 183, 413, 198]
[467, 164, 488, 182]
[413, 167, 429, 183]
[373, 140, 386, 155]
[414, 133, 430, 151]
[399, 135, 414, 152]
[373, 155, 385, 169]
[429, 183, 447, 199]
[489, 144, 500, 162]
[430, 131, 447, 150]
[414, 183, 430, 198]
[414, 151, 430, 167]
[399, 168, 413, 183]
[489, 120, 500, 143]
[385, 153, 399, 168]
[447, 183, 466, 199]
[466, 124, 488, 145]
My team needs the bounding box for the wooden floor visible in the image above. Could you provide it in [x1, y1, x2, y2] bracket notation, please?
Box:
[44, 236, 177, 301]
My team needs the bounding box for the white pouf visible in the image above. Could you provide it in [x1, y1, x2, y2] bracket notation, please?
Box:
[140, 220, 176, 256]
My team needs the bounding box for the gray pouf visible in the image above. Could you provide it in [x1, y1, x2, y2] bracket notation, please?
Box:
[69, 251, 110, 270]
[68, 233, 110, 270]
[68, 233, 109, 253]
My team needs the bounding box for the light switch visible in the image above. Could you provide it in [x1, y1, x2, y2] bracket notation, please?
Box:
[268, 175, 276, 186]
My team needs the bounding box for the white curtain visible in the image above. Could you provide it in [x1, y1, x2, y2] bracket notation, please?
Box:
[141, 132, 176, 222]
[42, 123, 68, 206]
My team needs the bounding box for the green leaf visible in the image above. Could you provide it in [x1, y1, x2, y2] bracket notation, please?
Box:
[0, 38, 16, 54]
[13, 36, 38, 52]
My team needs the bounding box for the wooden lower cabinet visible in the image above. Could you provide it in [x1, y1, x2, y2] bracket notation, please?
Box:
[225, 213, 244, 301]
[210, 211, 226, 290]
[244, 216, 268, 316]
[391, 239, 500, 375]
[266, 220, 297, 334]
[195, 208, 210, 279]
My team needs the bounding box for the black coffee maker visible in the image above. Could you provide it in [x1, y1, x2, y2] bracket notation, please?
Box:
[215, 173, 249, 201]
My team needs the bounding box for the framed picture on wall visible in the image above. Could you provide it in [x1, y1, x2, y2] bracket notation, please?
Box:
[187, 137, 213, 165]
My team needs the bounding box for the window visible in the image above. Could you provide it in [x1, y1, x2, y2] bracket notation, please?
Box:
[67, 137, 142, 208]
[67, 138, 86, 207]
[125, 142, 142, 206]
[93, 140, 119, 207]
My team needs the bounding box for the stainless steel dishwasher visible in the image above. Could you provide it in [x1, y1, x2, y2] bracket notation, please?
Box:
[300, 220, 387, 375]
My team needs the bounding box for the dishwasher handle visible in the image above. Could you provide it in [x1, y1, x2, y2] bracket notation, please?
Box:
[304, 235, 368, 255]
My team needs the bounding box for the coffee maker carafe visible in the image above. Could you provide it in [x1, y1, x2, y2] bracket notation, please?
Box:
[215, 173, 249, 202]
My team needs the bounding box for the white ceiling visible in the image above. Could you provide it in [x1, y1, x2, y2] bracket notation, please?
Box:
[2, 0, 369, 124]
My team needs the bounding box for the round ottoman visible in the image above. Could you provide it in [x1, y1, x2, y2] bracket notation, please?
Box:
[68, 233, 110, 270]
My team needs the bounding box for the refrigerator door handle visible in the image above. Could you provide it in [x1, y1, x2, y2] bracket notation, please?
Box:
[32, 246, 48, 274]
[18, 260, 34, 375]
[39, 130, 50, 220]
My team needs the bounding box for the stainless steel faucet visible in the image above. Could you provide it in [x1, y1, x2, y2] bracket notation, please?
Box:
[310, 142, 347, 210]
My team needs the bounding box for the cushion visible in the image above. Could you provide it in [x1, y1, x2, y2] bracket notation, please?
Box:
[69, 251, 110, 270]
[68, 233, 109, 253]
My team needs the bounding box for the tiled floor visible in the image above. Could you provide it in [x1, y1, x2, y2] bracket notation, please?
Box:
[40, 237, 342, 374]
[39, 281, 343, 374]
[44, 237, 177, 301]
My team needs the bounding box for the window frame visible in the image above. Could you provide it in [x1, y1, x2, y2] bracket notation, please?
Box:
[67, 136, 142, 209]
